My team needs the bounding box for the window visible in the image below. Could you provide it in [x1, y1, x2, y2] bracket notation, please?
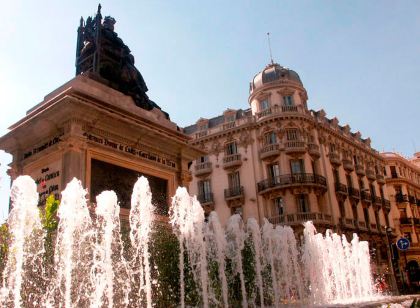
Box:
[330, 143, 336, 153]
[260, 99, 270, 111]
[390, 166, 398, 178]
[228, 171, 241, 189]
[283, 95, 294, 106]
[353, 155, 358, 165]
[268, 164, 280, 183]
[370, 183, 376, 197]
[286, 129, 298, 141]
[198, 180, 212, 202]
[339, 201, 345, 217]
[274, 197, 284, 216]
[264, 131, 277, 145]
[351, 204, 358, 220]
[346, 174, 353, 188]
[197, 156, 208, 163]
[225, 115, 235, 122]
[297, 194, 309, 212]
[199, 123, 208, 131]
[225, 142, 237, 155]
[363, 207, 370, 224]
[290, 159, 305, 174]
[333, 168, 340, 184]
[358, 179, 364, 190]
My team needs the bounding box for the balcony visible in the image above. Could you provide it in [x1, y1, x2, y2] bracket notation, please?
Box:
[223, 154, 242, 170]
[268, 212, 332, 226]
[335, 182, 348, 197]
[257, 173, 327, 194]
[366, 169, 376, 181]
[281, 105, 298, 113]
[256, 108, 272, 119]
[194, 162, 212, 176]
[259, 143, 280, 160]
[224, 186, 244, 207]
[400, 217, 413, 226]
[382, 199, 391, 211]
[355, 164, 365, 176]
[224, 186, 244, 200]
[342, 158, 354, 171]
[222, 122, 236, 130]
[409, 195, 417, 204]
[195, 130, 208, 139]
[348, 187, 360, 200]
[197, 192, 214, 213]
[356, 220, 369, 231]
[396, 193, 409, 203]
[285, 141, 306, 155]
[369, 223, 379, 234]
[329, 152, 341, 166]
[197, 192, 214, 205]
[376, 174, 385, 184]
[308, 143, 320, 158]
[361, 191, 371, 203]
[372, 196, 382, 206]
[340, 217, 356, 229]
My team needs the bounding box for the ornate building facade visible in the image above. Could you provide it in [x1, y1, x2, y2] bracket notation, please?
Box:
[382, 152, 420, 286]
[185, 62, 395, 273]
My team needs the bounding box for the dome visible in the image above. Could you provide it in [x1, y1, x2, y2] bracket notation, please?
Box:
[250, 63, 302, 93]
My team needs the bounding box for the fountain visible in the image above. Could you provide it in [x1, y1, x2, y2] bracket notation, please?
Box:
[0, 175, 393, 307]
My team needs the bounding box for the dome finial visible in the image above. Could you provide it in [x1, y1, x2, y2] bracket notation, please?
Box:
[267, 32, 274, 65]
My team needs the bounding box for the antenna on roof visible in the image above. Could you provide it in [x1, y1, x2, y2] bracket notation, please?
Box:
[267, 32, 274, 65]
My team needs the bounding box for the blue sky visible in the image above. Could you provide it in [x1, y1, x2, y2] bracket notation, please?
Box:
[0, 1, 419, 222]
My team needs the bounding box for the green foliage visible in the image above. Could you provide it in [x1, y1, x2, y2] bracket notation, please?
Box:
[39, 194, 60, 273]
[0, 222, 9, 280]
[40, 194, 60, 232]
[149, 223, 180, 307]
[243, 238, 256, 304]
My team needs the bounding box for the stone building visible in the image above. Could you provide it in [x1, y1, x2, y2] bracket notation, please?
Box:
[382, 152, 420, 286]
[185, 62, 395, 265]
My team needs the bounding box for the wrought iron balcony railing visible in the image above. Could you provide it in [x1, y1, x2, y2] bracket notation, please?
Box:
[257, 173, 327, 193]
[197, 192, 214, 205]
[224, 186, 244, 199]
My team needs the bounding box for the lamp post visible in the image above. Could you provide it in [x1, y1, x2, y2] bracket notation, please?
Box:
[385, 227, 399, 294]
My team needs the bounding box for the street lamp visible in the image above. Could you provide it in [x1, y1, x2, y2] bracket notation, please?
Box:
[385, 226, 399, 294]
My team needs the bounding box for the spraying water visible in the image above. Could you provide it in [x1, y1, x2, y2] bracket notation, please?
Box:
[205, 211, 228, 307]
[90, 191, 131, 308]
[129, 176, 155, 308]
[301, 221, 377, 304]
[170, 187, 209, 308]
[225, 214, 248, 308]
[0, 176, 44, 308]
[246, 218, 264, 307]
[44, 178, 93, 308]
[0, 175, 382, 307]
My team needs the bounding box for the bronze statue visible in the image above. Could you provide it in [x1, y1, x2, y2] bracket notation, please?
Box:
[75, 5, 169, 119]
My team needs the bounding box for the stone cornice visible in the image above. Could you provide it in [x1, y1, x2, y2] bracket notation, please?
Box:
[249, 80, 306, 103]
[317, 123, 383, 162]
[382, 153, 420, 174]
[385, 177, 420, 191]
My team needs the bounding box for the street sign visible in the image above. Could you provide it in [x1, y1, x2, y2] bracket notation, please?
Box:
[396, 237, 410, 251]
